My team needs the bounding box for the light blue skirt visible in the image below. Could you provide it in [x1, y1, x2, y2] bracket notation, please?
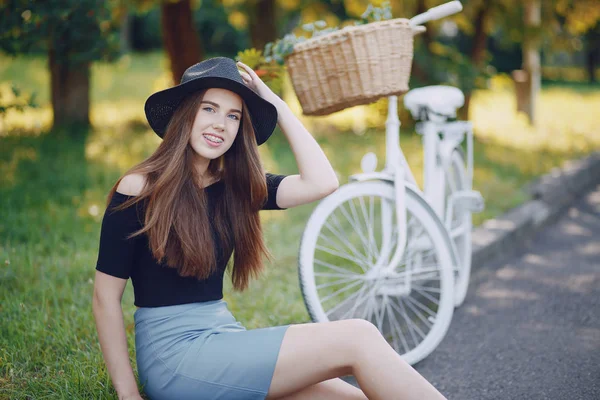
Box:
[134, 300, 290, 400]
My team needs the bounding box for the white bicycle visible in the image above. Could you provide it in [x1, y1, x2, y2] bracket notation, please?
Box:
[297, 1, 484, 365]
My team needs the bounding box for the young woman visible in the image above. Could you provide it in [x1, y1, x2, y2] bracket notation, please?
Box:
[92, 57, 447, 400]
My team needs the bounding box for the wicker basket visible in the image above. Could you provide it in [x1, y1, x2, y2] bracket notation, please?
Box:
[286, 18, 415, 116]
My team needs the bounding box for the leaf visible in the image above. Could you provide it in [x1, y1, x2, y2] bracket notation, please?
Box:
[264, 42, 273, 56]
[255, 69, 268, 77]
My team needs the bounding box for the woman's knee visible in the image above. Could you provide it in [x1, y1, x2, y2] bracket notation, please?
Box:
[342, 319, 383, 342]
[336, 319, 384, 357]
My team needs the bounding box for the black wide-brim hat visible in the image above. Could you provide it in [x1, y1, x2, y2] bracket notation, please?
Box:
[144, 57, 278, 146]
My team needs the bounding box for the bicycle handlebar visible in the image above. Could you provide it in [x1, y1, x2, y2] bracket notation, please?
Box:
[409, 1, 463, 26]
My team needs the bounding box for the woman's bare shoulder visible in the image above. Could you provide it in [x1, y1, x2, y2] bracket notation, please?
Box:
[116, 173, 147, 196]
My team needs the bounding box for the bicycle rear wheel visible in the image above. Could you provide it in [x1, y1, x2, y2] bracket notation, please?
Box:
[298, 181, 455, 365]
[445, 148, 472, 307]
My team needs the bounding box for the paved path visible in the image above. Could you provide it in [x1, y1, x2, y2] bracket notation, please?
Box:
[414, 184, 600, 399]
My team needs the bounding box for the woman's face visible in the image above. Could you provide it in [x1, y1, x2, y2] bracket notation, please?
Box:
[189, 88, 243, 160]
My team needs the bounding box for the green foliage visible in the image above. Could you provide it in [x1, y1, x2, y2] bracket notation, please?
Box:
[0, 0, 121, 64]
[0, 83, 38, 116]
[235, 48, 284, 94]
[358, 1, 393, 24]
[127, 0, 249, 55]
[555, 0, 600, 36]
[412, 41, 491, 92]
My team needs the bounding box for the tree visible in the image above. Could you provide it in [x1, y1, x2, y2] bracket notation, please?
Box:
[521, 0, 541, 124]
[248, 0, 277, 51]
[555, 0, 600, 83]
[584, 24, 600, 83]
[457, 0, 492, 120]
[160, 0, 204, 84]
[0, 0, 120, 131]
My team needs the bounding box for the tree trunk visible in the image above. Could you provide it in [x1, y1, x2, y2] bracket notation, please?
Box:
[415, 0, 433, 45]
[248, 0, 277, 51]
[411, 0, 434, 85]
[585, 26, 600, 84]
[461, 6, 488, 120]
[587, 50, 597, 83]
[522, 0, 541, 125]
[49, 47, 90, 131]
[120, 12, 132, 54]
[161, 0, 204, 85]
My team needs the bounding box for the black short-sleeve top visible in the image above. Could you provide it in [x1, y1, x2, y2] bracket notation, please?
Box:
[95, 173, 287, 307]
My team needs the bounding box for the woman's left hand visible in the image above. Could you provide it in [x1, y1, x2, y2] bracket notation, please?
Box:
[236, 61, 283, 107]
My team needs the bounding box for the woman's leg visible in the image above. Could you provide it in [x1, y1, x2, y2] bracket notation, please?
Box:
[266, 319, 446, 400]
[275, 378, 367, 400]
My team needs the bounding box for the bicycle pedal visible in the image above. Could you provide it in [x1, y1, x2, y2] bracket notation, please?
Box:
[452, 190, 485, 213]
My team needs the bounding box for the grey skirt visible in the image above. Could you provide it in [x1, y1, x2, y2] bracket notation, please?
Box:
[134, 300, 290, 400]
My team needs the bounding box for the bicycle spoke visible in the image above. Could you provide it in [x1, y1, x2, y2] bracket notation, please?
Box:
[341, 283, 372, 320]
[314, 258, 365, 276]
[401, 298, 433, 337]
[324, 282, 367, 318]
[347, 198, 373, 261]
[358, 195, 379, 262]
[361, 286, 377, 321]
[336, 202, 372, 262]
[320, 279, 364, 304]
[315, 241, 369, 272]
[387, 298, 415, 353]
[412, 286, 441, 306]
[319, 225, 370, 268]
[392, 297, 427, 344]
[314, 271, 361, 278]
[411, 284, 442, 294]
[316, 275, 363, 291]
[327, 213, 371, 266]
[322, 222, 369, 266]
[405, 295, 437, 319]
[373, 291, 386, 332]
[385, 296, 410, 353]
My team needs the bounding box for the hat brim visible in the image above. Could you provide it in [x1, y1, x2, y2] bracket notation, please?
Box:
[144, 77, 277, 146]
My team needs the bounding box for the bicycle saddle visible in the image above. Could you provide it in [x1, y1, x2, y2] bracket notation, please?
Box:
[404, 85, 465, 122]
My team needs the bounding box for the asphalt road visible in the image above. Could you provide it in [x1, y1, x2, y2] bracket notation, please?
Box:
[414, 184, 600, 400]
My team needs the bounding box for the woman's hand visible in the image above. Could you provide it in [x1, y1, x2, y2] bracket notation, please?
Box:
[236, 61, 283, 107]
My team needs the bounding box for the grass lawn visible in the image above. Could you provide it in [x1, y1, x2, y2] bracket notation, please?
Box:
[1, 52, 599, 399]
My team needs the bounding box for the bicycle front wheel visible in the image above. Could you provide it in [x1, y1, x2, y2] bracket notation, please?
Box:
[298, 181, 455, 365]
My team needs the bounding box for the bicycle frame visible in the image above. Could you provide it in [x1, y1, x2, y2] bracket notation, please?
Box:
[347, 0, 467, 283]
[350, 96, 463, 281]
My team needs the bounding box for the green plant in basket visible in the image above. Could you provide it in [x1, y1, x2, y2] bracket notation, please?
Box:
[235, 48, 284, 94]
[262, 1, 393, 66]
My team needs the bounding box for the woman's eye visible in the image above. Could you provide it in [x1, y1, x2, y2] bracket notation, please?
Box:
[228, 114, 240, 121]
[203, 107, 215, 113]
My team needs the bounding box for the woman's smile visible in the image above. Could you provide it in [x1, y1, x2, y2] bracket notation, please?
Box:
[202, 133, 224, 147]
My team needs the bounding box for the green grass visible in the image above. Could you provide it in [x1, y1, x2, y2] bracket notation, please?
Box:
[1, 52, 599, 399]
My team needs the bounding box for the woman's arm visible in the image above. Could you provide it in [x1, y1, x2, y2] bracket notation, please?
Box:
[237, 62, 339, 209]
[271, 101, 340, 208]
[92, 271, 142, 400]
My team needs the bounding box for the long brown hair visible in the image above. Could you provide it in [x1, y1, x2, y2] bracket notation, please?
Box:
[107, 89, 271, 291]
